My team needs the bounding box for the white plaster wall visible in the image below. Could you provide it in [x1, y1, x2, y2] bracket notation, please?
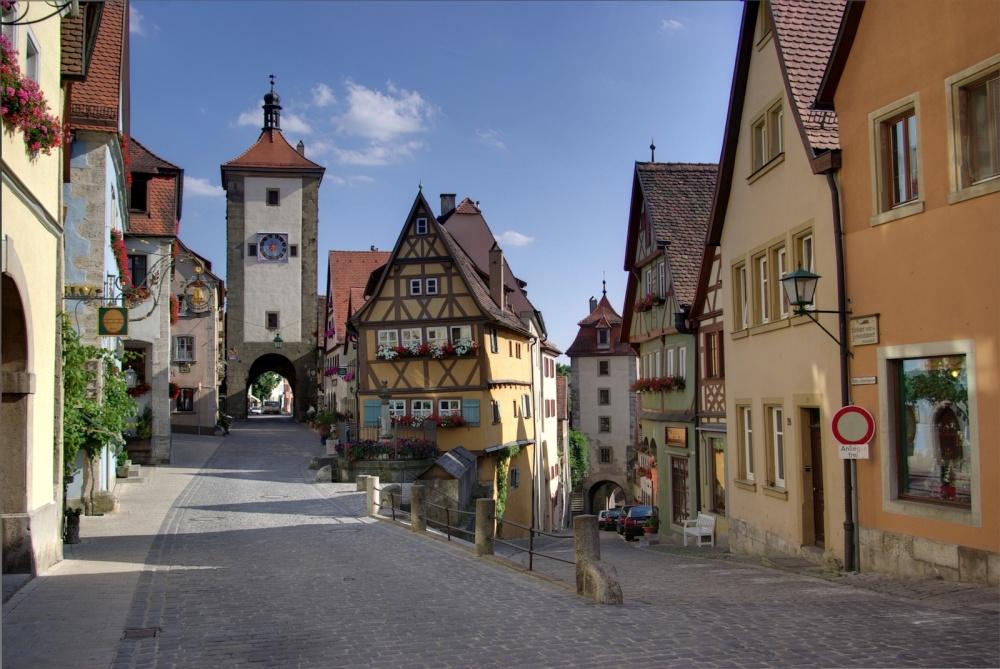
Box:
[243, 176, 303, 343]
[577, 356, 634, 450]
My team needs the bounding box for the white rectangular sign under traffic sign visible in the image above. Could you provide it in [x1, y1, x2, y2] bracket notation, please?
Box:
[838, 444, 869, 459]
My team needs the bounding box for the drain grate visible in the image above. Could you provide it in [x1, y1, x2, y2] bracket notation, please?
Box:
[122, 627, 161, 640]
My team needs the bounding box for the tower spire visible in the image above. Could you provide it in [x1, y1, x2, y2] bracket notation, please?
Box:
[602, 271, 607, 298]
[263, 74, 282, 131]
[650, 138, 656, 162]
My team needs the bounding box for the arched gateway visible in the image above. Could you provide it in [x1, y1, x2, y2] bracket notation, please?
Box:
[221, 79, 324, 420]
[587, 479, 628, 513]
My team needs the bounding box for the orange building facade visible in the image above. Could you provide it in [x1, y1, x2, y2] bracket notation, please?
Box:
[819, 1, 999, 583]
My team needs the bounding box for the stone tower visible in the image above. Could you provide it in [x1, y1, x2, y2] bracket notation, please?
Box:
[221, 78, 325, 420]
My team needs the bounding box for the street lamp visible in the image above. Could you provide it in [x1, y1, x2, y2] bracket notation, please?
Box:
[273, 333, 284, 349]
[779, 267, 848, 345]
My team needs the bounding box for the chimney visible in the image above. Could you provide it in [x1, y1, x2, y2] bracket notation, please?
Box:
[440, 193, 456, 217]
[296, 140, 305, 156]
[589, 296, 598, 313]
[489, 244, 506, 311]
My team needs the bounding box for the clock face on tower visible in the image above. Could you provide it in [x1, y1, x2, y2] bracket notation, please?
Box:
[257, 233, 289, 262]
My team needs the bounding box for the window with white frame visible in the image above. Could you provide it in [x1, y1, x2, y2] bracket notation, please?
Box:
[439, 399, 461, 416]
[401, 328, 422, 348]
[735, 263, 749, 330]
[389, 400, 406, 419]
[880, 107, 920, 210]
[795, 233, 815, 309]
[756, 254, 770, 324]
[597, 328, 610, 348]
[174, 336, 195, 362]
[752, 100, 784, 171]
[598, 360, 610, 376]
[415, 218, 428, 235]
[644, 268, 652, 296]
[776, 246, 789, 318]
[425, 278, 439, 295]
[491, 400, 501, 424]
[377, 330, 398, 347]
[409, 279, 422, 296]
[521, 394, 531, 418]
[666, 348, 675, 377]
[678, 346, 687, 379]
[598, 388, 610, 405]
[739, 405, 754, 482]
[769, 406, 785, 488]
[654, 350, 661, 377]
[412, 400, 433, 418]
[426, 326, 446, 345]
[450, 325, 472, 343]
[25, 30, 40, 82]
[658, 261, 665, 296]
[0, 4, 16, 46]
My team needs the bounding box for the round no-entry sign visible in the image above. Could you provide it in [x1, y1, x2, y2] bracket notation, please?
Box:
[832, 405, 876, 445]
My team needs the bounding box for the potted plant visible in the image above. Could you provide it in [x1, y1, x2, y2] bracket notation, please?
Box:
[115, 449, 131, 479]
[643, 516, 659, 535]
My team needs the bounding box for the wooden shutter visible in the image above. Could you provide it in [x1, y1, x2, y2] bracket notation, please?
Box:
[462, 399, 481, 426]
[363, 399, 381, 427]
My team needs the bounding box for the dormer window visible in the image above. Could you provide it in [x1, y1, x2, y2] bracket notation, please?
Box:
[597, 328, 610, 349]
[130, 175, 149, 212]
[415, 218, 428, 235]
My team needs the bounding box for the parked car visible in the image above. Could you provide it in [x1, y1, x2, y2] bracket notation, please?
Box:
[603, 508, 621, 531]
[263, 400, 280, 415]
[616, 505, 635, 535]
[597, 510, 610, 530]
[249, 406, 262, 415]
[623, 505, 659, 541]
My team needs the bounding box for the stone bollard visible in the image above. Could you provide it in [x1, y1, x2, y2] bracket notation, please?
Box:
[574, 514, 623, 605]
[355, 474, 369, 493]
[366, 475, 380, 517]
[410, 485, 427, 532]
[475, 498, 496, 557]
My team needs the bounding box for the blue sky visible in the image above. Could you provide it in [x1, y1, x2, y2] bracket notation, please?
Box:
[130, 1, 742, 356]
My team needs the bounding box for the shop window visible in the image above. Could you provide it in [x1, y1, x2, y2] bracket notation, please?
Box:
[893, 354, 971, 507]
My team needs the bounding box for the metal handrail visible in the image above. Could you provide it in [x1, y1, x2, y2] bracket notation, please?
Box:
[372, 491, 411, 522]
[493, 516, 575, 571]
[424, 501, 475, 542]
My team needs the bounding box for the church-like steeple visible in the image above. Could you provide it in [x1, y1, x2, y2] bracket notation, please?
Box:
[263, 74, 282, 131]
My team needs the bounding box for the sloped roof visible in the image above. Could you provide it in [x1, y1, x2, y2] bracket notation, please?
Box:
[635, 162, 718, 308]
[556, 375, 568, 421]
[577, 295, 623, 326]
[771, 0, 845, 153]
[567, 293, 633, 357]
[222, 128, 325, 174]
[440, 197, 534, 315]
[541, 339, 563, 355]
[130, 137, 181, 174]
[69, 0, 125, 132]
[326, 250, 391, 346]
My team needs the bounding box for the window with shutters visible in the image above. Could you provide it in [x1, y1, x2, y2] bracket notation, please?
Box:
[946, 55, 1000, 203]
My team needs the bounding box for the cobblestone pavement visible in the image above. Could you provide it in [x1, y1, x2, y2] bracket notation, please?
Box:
[7, 419, 998, 668]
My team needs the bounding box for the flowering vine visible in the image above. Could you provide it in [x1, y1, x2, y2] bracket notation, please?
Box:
[110, 229, 132, 287]
[1, 34, 63, 156]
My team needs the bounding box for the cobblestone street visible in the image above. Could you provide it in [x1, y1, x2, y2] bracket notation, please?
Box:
[4, 419, 998, 668]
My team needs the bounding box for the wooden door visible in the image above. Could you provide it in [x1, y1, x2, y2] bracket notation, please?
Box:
[671, 457, 689, 524]
[807, 408, 825, 546]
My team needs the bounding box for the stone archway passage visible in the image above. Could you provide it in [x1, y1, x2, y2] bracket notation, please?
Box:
[587, 479, 626, 514]
[1, 274, 32, 573]
[245, 353, 297, 419]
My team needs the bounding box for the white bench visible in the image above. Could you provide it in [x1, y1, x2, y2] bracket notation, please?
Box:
[682, 513, 716, 547]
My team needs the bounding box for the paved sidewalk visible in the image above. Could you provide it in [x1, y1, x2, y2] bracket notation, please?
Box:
[2, 434, 222, 669]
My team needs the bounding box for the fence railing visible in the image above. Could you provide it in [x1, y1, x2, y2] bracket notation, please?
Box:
[424, 501, 476, 542]
[356, 425, 434, 443]
[493, 517, 575, 571]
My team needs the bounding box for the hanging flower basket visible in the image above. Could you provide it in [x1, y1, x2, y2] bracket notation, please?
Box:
[375, 339, 479, 361]
[126, 382, 151, 398]
[168, 382, 180, 400]
[0, 34, 63, 156]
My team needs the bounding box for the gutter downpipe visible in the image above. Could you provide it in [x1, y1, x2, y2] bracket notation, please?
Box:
[826, 166, 858, 573]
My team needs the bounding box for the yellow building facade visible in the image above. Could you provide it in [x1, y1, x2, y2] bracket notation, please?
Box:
[353, 193, 536, 531]
[1, 3, 67, 573]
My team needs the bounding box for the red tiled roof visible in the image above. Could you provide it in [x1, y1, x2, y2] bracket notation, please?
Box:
[567, 294, 633, 357]
[771, 0, 845, 152]
[130, 136, 181, 173]
[455, 197, 481, 215]
[577, 295, 623, 326]
[129, 175, 178, 237]
[222, 129, 324, 173]
[69, 0, 125, 132]
[326, 250, 391, 346]
[635, 162, 718, 308]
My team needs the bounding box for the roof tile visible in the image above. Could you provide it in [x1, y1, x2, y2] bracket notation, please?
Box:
[223, 129, 324, 172]
[70, 0, 124, 132]
[635, 162, 718, 308]
[325, 250, 391, 346]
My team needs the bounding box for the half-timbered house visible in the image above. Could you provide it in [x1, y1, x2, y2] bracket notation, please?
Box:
[351, 192, 537, 531]
[691, 237, 729, 543]
[622, 161, 718, 530]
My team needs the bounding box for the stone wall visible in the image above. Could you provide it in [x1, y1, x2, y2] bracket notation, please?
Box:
[336, 458, 433, 485]
[860, 526, 1000, 585]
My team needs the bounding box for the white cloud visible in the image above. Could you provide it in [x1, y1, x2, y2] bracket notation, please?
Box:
[130, 7, 147, 35]
[334, 80, 435, 141]
[476, 128, 507, 151]
[329, 175, 375, 187]
[236, 107, 312, 135]
[496, 230, 534, 247]
[659, 18, 685, 33]
[311, 83, 336, 108]
[332, 140, 424, 167]
[184, 176, 224, 198]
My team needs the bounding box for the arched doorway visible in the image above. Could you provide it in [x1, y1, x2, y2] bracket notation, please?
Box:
[246, 353, 296, 420]
[1, 275, 32, 573]
[588, 479, 626, 513]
